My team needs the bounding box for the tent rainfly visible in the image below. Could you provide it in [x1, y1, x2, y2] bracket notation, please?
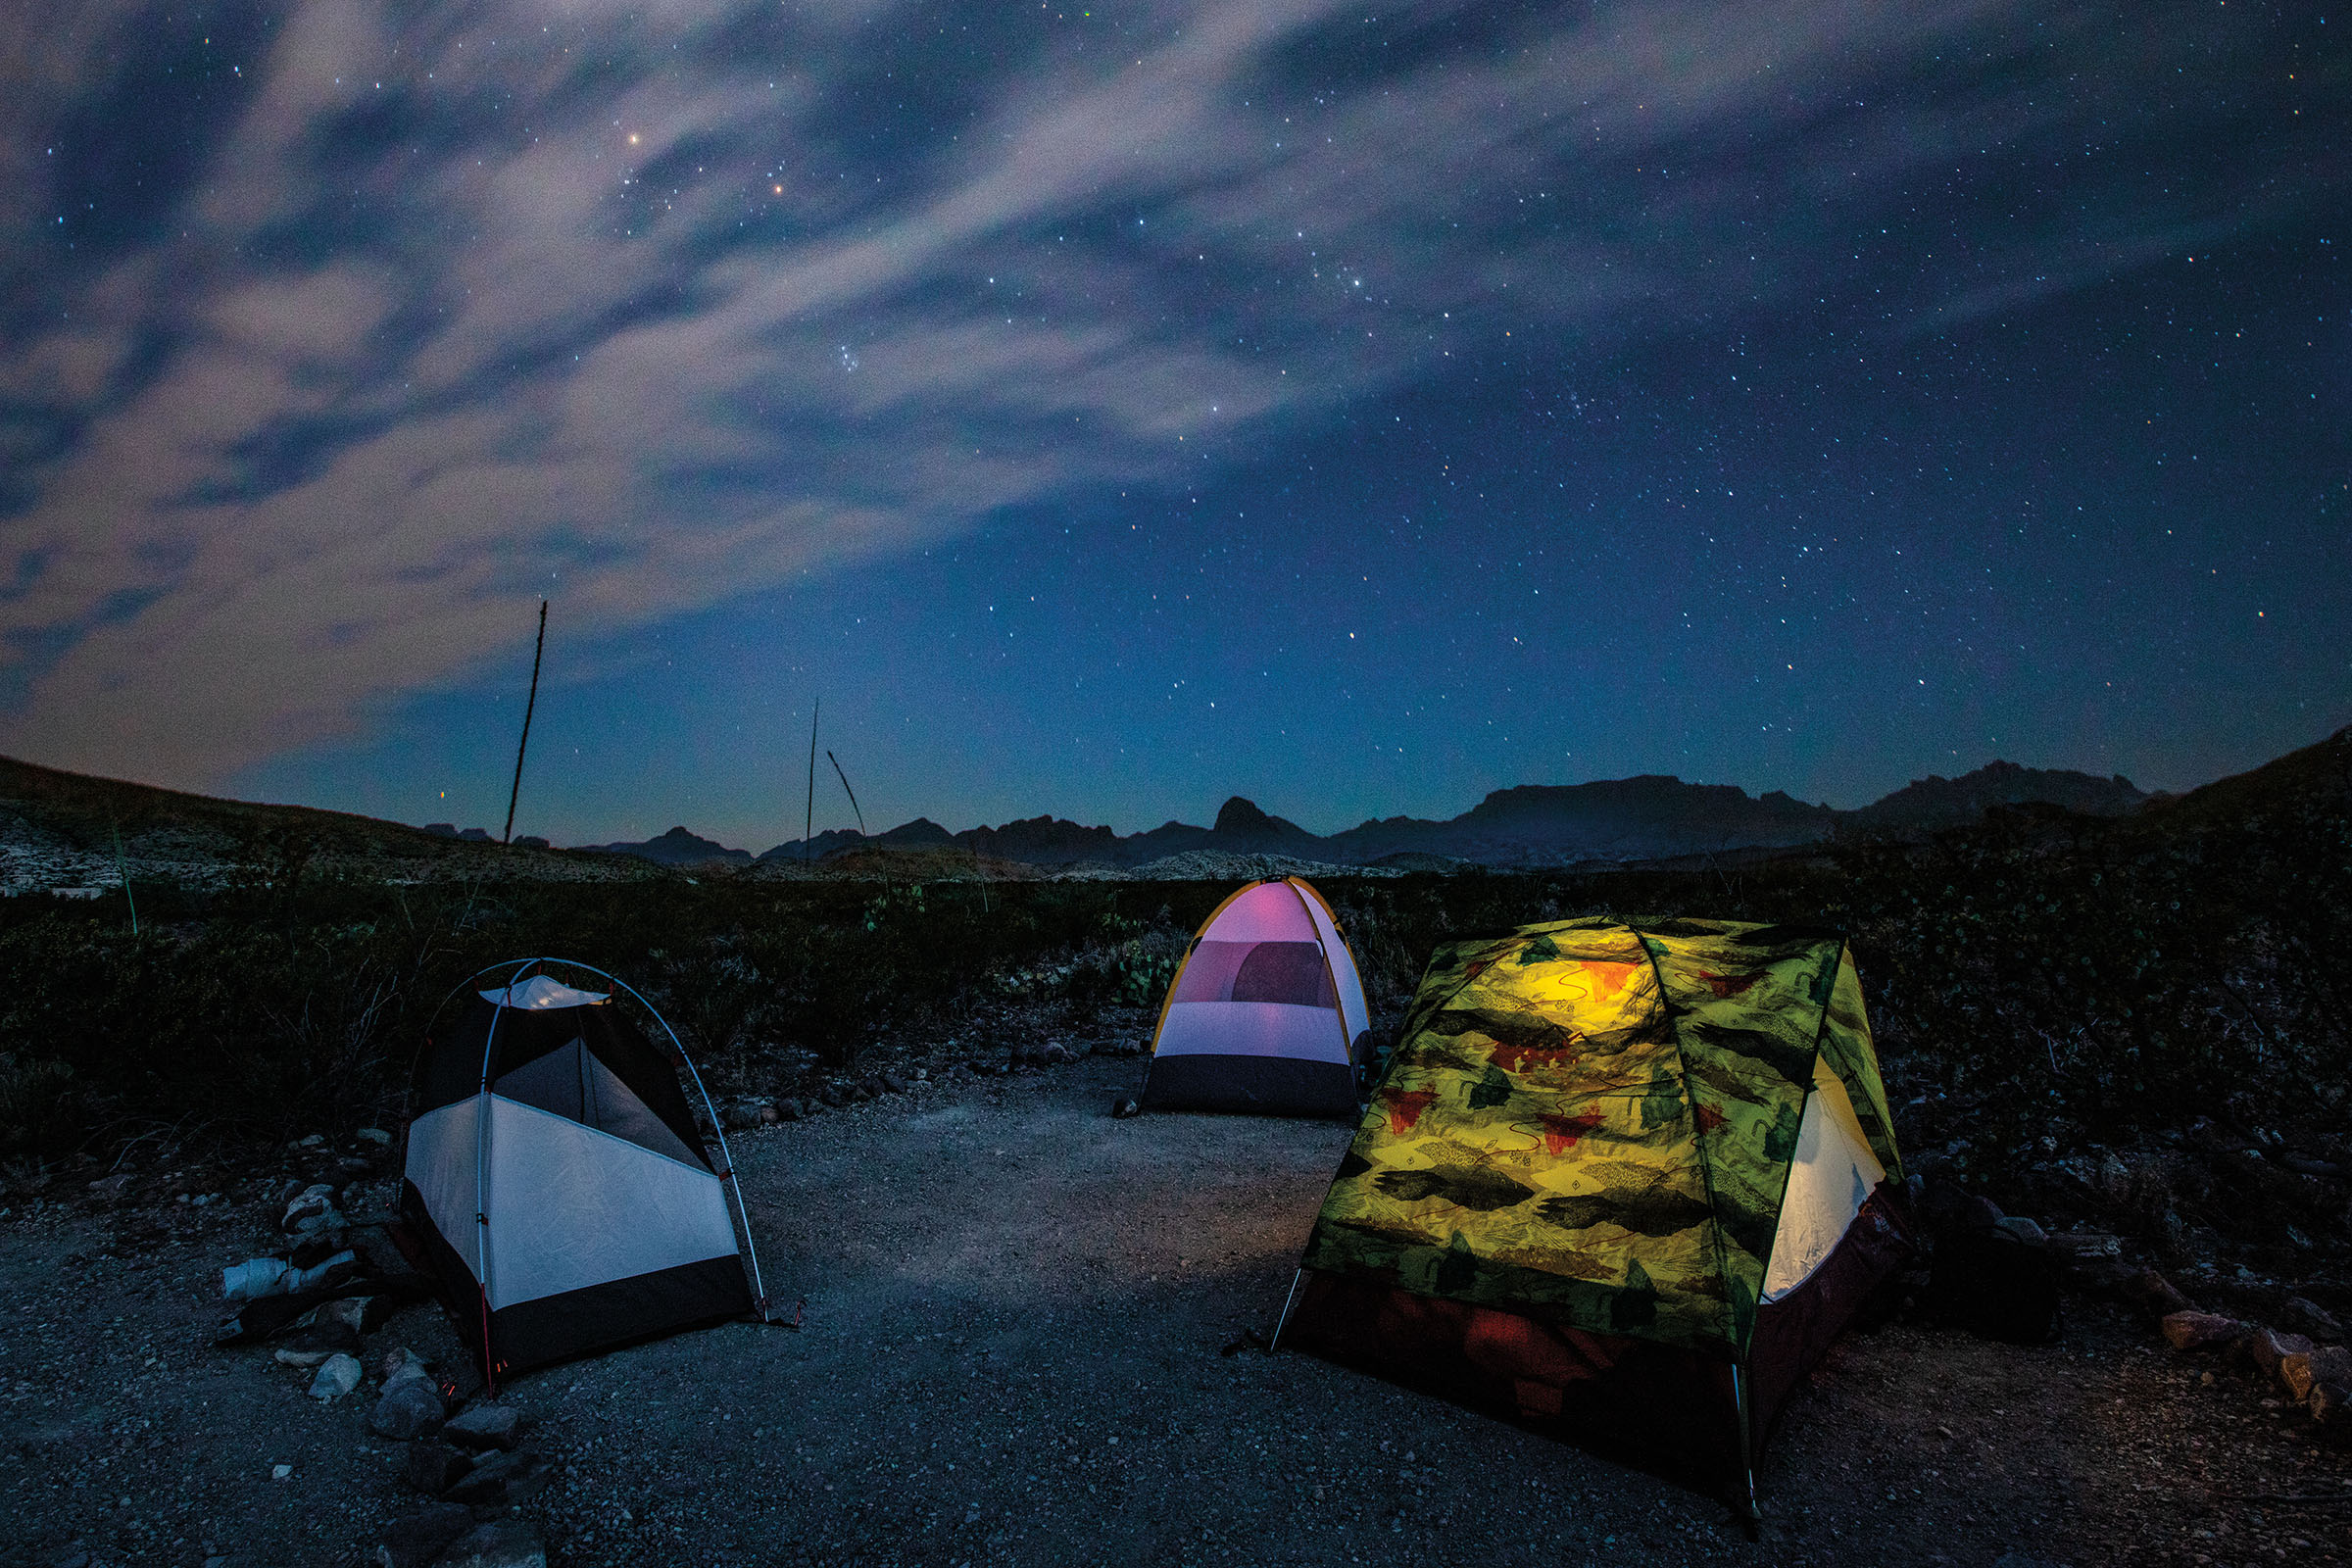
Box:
[1275, 916, 1909, 1515]
[1142, 877, 1371, 1119]
[398, 962, 766, 1388]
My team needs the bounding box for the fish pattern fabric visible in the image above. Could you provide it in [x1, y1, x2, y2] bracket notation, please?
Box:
[1298, 916, 1902, 1359]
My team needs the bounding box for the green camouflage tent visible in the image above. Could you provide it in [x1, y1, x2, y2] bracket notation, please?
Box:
[1276, 916, 1909, 1512]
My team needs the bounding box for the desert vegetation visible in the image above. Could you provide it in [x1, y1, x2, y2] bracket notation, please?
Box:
[3, 731, 2346, 1294]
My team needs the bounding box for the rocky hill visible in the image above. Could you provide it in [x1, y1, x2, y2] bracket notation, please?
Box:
[8, 737, 2334, 888]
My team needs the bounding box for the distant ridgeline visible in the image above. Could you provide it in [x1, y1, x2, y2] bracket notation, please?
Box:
[589, 760, 2157, 870]
[11, 731, 2349, 884]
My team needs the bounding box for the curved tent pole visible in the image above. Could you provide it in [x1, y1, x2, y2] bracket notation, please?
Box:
[593, 969, 772, 1322]
[472, 955, 537, 1392]
[1280, 879, 1355, 1067]
[480, 956, 773, 1322]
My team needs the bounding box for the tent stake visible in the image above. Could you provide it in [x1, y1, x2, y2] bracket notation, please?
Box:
[502, 600, 547, 845]
[1268, 1269, 1305, 1352]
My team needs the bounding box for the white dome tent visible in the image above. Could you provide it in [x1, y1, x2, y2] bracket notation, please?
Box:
[396, 958, 769, 1389]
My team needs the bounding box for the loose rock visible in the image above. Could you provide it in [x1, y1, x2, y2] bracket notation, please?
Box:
[1991, 1214, 2046, 1247]
[2160, 1311, 2245, 1352]
[306, 1351, 363, 1401]
[1111, 1098, 1142, 1119]
[442, 1402, 524, 1452]
[442, 1449, 552, 1505]
[368, 1374, 447, 1441]
[376, 1503, 472, 1568]
[433, 1517, 547, 1568]
[2282, 1296, 2345, 1341]
[401, 1439, 472, 1495]
[2121, 1268, 2197, 1321]
[2281, 1347, 2352, 1403]
[2244, 1326, 2317, 1383]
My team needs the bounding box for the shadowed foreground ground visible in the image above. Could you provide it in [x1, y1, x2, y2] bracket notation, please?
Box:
[4, 1058, 2346, 1567]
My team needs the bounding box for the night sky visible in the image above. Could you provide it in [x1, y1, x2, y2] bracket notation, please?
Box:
[3, 0, 2344, 848]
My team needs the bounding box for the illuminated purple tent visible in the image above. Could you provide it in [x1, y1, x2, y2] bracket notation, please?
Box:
[1142, 878, 1371, 1119]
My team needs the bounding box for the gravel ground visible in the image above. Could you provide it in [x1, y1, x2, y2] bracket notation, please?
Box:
[5, 1057, 2348, 1568]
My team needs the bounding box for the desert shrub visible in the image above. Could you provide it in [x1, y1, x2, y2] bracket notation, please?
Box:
[3, 770, 2343, 1180]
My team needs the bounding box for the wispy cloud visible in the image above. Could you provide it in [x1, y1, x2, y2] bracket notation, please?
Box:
[0, 0, 2322, 785]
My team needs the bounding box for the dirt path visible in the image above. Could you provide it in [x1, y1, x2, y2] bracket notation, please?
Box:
[5, 1058, 2347, 1567]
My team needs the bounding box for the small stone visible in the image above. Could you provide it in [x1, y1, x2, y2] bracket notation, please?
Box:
[442, 1403, 524, 1452]
[368, 1378, 447, 1441]
[273, 1347, 336, 1369]
[376, 1502, 472, 1568]
[355, 1128, 393, 1147]
[722, 1102, 764, 1131]
[1111, 1098, 1142, 1119]
[1991, 1214, 2046, 1247]
[2161, 1311, 2247, 1352]
[271, 1462, 294, 1480]
[2281, 1347, 2352, 1402]
[317, 1295, 391, 1335]
[85, 1173, 136, 1202]
[1956, 1194, 2005, 1233]
[279, 1319, 364, 1356]
[432, 1516, 547, 1568]
[380, 1347, 432, 1384]
[402, 1438, 471, 1495]
[2042, 1231, 2121, 1259]
[818, 1085, 848, 1107]
[758, 1103, 781, 1124]
[2282, 1296, 2345, 1340]
[442, 1449, 552, 1505]
[2245, 1326, 2317, 1384]
[2122, 1267, 2197, 1321]
[880, 1071, 911, 1095]
[308, 1352, 364, 1401]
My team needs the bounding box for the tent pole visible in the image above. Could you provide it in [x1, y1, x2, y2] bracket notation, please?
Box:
[591, 966, 773, 1321]
[1268, 1269, 1305, 1352]
[472, 956, 536, 1392]
[1731, 1360, 1762, 1532]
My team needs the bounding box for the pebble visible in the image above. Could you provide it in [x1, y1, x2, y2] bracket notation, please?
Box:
[376, 1503, 472, 1568]
[433, 1517, 547, 1568]
[443, 1403, 524, 1452]
[368, 1379, 448, 1441]
[401, 1439, 472, 1496]
[306, 1352, 363, 1401]
[443, 1449, 552, 1506]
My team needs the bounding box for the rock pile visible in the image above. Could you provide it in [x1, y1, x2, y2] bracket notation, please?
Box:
[2117, 1269, 2352, 1441]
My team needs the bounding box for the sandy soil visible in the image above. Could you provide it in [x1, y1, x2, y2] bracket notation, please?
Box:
[5, 1057, 2348, 1568]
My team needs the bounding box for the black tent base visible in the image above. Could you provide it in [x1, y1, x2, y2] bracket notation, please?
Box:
[1142, 1053, 1360, 1119]
[1281, 1185, 1913, 1508]
[393, 1181, 754, 1385]
[490, 1254, 754, 1380]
